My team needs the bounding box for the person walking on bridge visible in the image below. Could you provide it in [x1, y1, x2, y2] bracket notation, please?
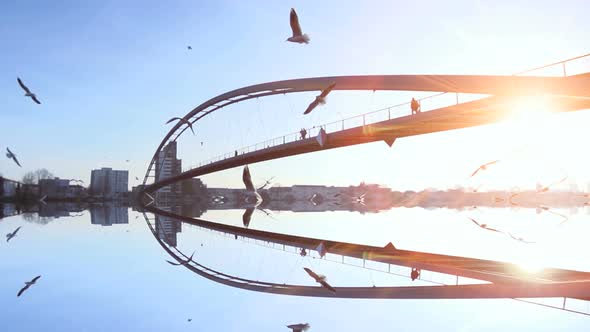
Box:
[411, 97, 421, 115]
[300, 128, 307, 140]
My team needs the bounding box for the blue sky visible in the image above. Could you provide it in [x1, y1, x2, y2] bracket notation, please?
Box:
[1, 0, 590, 191]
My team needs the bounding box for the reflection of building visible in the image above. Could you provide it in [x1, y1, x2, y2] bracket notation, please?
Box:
[0, 177, 18, 198]
[39, 178, 69, 199]
[90, 168, 128, 198]
[155, 142, 182, 195]
[90, 204, 129, 226]
[155, 206, 182, 247]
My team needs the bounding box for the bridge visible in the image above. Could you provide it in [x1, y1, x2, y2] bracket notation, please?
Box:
[141, 55, 590, 193]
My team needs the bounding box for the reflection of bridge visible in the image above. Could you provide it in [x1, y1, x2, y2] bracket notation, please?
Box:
[143, 206, 590, 300]
[142, 71, 590, 193]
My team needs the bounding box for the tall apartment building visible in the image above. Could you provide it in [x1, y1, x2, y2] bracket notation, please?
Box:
[155, 141, 182, 195]
[90, 168, 128, 198]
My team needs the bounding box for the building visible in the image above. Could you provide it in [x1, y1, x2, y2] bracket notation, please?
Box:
[155, 141, 182, 196]
[90, 168, 129, 199]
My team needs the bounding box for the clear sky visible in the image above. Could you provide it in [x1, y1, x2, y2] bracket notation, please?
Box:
[1, 0, 590, 192]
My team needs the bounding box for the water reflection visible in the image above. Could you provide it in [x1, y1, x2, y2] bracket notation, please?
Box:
[2, 187, 590, 323]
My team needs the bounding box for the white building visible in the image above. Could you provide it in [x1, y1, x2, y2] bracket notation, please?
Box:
[90, 168, 128, 198]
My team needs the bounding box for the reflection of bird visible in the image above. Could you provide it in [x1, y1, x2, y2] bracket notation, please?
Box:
[242, 208, 254, 228]
[17, 78, 41, 104]
[538, 206, 569, 224]
[287, 323, 310, 332]
[508, 233, 535, 244]
[468, 217, 503, 233]
[352, 192, 367, 206]
[165, 117, 195, 135]
[166, 251, 195, 266]
[17, 276, 41, 297]
[303, 267, 336, 293]
[304, 83, 336, 115]
[6, 148, 22, 167]
[537, 176, 568, 193]
[470, 160, 500, 177]
[6, 226, 22, 242]
[287, 8, 310, 44]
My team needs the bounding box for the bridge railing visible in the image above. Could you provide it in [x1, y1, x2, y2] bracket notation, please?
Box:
[183, 53, 590, 172]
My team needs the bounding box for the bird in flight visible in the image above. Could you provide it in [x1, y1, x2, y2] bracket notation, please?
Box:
[470, 160, 500, 178]
[287, 323, 310, 332]
[467, 217, 503, 234]
[17, 276, 41, 297]
[303, 267, 336, 293]
[17, 78, 41, 104]
[166, 251, 195, 266]
[287, 8, 310, 44]
[135, 176, 139, 181]
[187, 46, 192, 50]
[304, 83, 336, 115]
[6, 226, 22, 242]
[537, 176, 568, 193]
[6, 147, 22, 167]
[165, 117, 195, 135]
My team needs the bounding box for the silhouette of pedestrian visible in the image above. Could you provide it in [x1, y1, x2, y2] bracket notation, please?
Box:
[300, 248, 307, 257]
[411, 267, 421, 281]
[411, 98, 421, 115]
[300, 128, 307, 140]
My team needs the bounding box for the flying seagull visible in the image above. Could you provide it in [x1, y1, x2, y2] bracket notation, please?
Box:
[287, 8, 310, 44]
[6, 226, 22, 242]
[537, 176, 568, 193]
[468, 217, 503, 234]
[304, 83, 336, 115]
[17, 78, 41, 104]
[6, 147, 22, 167]
[287, 323, 310, 332]
[17, 276, 41, 297]
[166, 251, 195, 266]
[303, 267, 336, 293]
[135, 176, 139, 181]
[470, 160, 500, 178]
[165, 117, 195, 135]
